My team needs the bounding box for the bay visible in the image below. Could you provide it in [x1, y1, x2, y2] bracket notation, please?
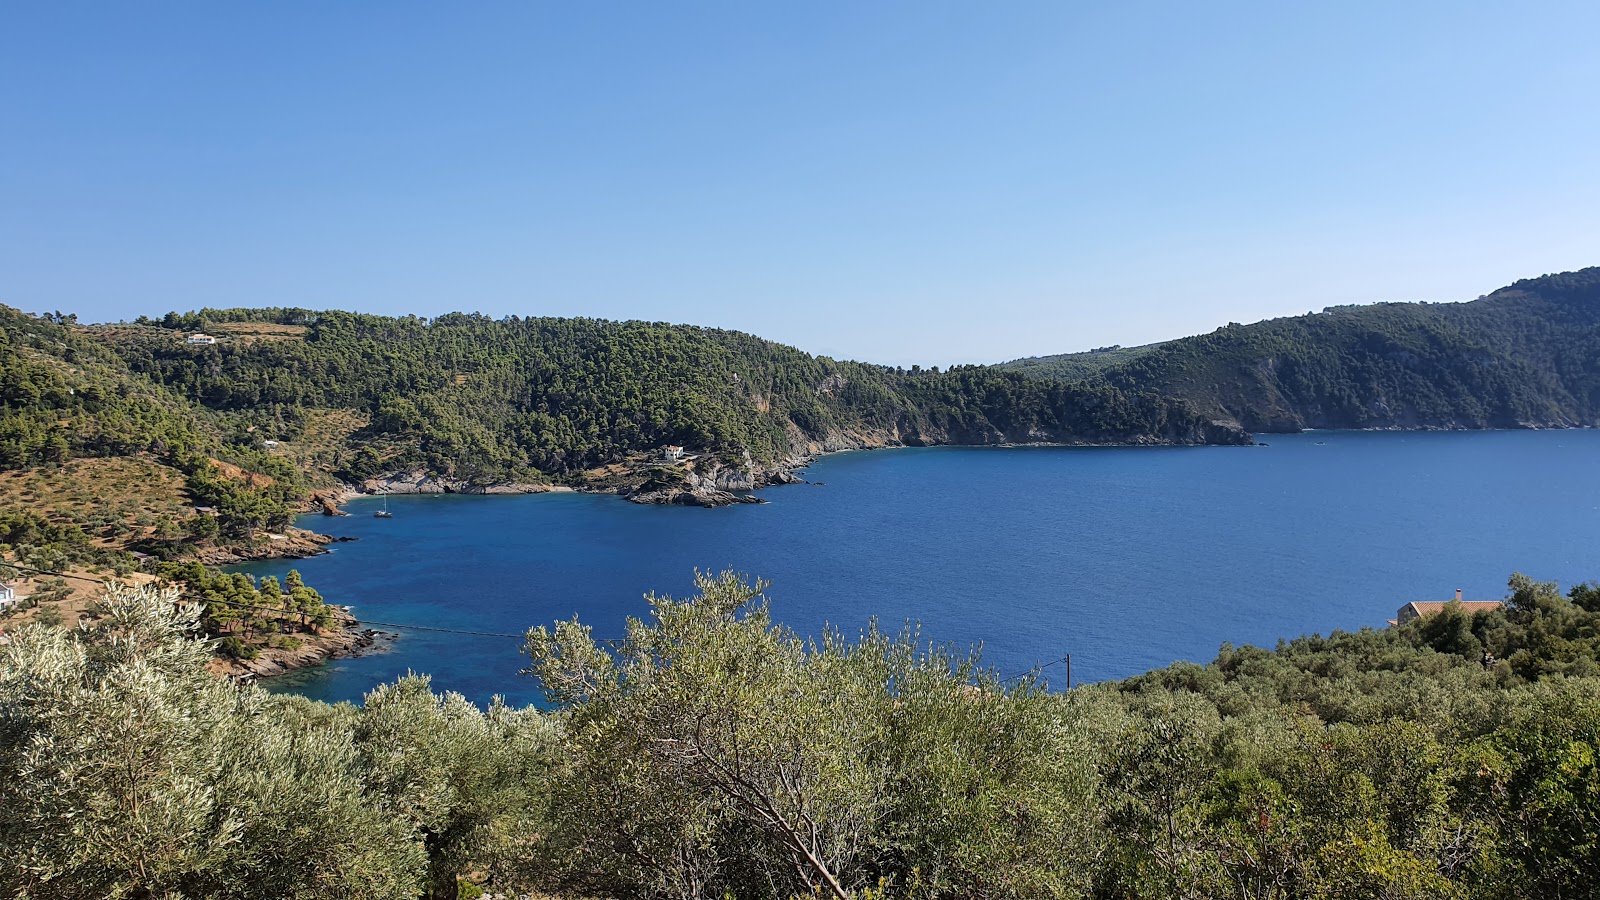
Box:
[238, 430, 1600, 708]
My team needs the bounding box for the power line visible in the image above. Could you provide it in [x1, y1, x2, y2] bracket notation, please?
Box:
[999, 656, 1065, 684]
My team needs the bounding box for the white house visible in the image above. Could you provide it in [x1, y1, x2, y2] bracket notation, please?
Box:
[0, 583, 17, 608]
[663, 445, 685, 461]
[185, 333, 217, 345]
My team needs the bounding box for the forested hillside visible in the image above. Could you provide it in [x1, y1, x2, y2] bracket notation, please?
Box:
[1002, 267, 1600, 431]
[12, 263, 1600, 554]
[0, 308, 310, 558]
[1, 301, 1245, 571]
[96, 308, 1245, 487]
[4, 571, 1598, 899]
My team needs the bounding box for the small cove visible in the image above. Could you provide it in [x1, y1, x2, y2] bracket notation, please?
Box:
[239, 430, 1600, 707]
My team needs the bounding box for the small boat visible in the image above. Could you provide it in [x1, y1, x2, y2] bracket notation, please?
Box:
[374, 493, 393, 518]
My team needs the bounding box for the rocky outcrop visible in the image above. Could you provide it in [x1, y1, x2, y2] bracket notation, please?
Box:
[628, 484, 765, 507]
[361, 472, 575, 496]
[624, 459, 767, 507]
[310, 491, 349, 516]
[196, 528, 339, 564]
[207, 608, 398, 680]
[622, 418, 1250, 507]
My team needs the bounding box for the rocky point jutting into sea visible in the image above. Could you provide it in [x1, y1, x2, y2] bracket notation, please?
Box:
[329, 418, 1254, 511]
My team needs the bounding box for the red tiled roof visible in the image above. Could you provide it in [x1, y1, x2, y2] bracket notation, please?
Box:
[1403, 600, 1503, 617]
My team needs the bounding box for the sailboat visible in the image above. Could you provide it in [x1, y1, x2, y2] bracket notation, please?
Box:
[374, 492, 393, 518]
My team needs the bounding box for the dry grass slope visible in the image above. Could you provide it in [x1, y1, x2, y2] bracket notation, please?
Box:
[0, 455, 195, 549]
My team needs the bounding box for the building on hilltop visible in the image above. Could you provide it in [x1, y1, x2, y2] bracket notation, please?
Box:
[1391, 589, 1504, 626]
[662, 445, 685, 461]
[185, 333, 217, 345]
[0, 582, 17, 609]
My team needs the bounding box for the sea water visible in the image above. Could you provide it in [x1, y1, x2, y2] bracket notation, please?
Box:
[237, 430, 1600, 707]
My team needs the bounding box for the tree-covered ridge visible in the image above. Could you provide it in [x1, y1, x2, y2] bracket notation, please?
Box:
[0, 307, 310, 559]
[1001, 266, 1600, 431]
[99, 308, 1246, 486]
[0, 308, 206, 469]
[3, 572, 1598, 899]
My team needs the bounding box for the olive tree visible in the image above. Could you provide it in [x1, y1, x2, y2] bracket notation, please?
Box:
[354, 675, 558, 900]
[524, 569, 1099, 899]
[0, 581, 423, 899]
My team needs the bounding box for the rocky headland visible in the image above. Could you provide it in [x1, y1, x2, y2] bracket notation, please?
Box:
[614, 419, 1250, 507]
[195, 527, 343, 565]
[206, 605, 397, 680]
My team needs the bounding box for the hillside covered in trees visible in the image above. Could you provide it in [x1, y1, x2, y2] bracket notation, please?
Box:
[1002, 267, 1600, 432]
[0, 307, 314, 560]
[3, 571, 1598, 899]
[100, 308, 1247, 485]
[0, 300, 1247, 563]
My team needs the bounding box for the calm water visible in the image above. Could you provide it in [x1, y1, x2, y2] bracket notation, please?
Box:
[238, 431, 1600, 707]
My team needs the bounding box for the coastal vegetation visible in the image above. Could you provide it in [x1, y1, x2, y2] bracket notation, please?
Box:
[3, 571, 1598, 899]
[1002, 267, 1600, 432]
[103, 308, 1243, 486]
[0, 306, 311, 563]
[1, 298, 1244, 564]
[8, 264, 1600, 564]
[7, 264, 1600, 667]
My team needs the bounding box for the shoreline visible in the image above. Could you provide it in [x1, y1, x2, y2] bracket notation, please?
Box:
[207, 605, 399, 681]
[277, 423, 1574, 540]
[266, 423, 1585, 557]
[216, 425, 1600, 701]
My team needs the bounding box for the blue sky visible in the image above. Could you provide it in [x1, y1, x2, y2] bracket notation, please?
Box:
[3, 1, 1597, 366]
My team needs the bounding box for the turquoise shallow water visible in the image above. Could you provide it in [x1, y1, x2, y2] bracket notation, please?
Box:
[238, 430, 1600, 707]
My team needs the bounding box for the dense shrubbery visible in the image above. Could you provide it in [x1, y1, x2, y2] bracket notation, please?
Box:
[3, 571, 1598, 899]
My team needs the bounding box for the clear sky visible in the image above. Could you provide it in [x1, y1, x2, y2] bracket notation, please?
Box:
[3, 1, 1597, 367]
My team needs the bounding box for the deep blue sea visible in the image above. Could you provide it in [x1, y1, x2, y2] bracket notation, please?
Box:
[237, 430, 1600, 708]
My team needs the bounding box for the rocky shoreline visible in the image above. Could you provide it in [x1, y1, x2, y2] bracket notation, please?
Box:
[207, 606, 398, 681]
[289, 425, 1254, 516]
[195, 527, 348, 565]
[613, 424, 1256, 508]
[301, 476, 575, 517]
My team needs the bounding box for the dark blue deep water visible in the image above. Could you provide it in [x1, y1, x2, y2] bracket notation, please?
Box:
[239, 431, 1600, 707]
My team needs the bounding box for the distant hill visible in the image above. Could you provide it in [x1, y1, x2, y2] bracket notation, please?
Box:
[90, 309, 1245, 486]
[1, 305, 1246, 557]
[1000, 267, 1600, 431]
